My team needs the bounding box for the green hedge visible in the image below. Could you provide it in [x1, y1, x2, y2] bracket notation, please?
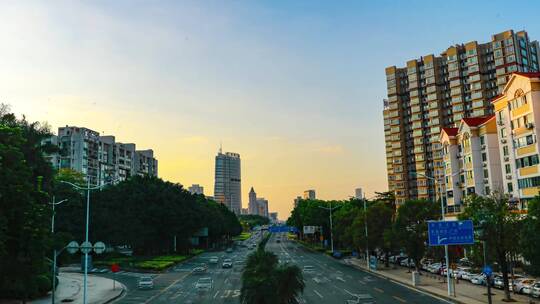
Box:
[94, 250, 205, 271]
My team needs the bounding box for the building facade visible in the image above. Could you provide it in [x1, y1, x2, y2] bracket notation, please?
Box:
[256, 198, 269, 218]
[355, 188, 363, 199]
[46, 126, 158, 186]
[214, 151, 242, 214]
[493, 72, 540, 209]
[248, 187, 258, 215]
[440, 116, 503, 218]
[384, 30, 540, 204]
[293, 196, 302, 208]
[303, 190, 316, 200]
[188, 184, 204, 195]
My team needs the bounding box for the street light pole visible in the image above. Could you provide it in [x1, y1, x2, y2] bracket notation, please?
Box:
[60, 178, 115, 304]
[318, 202, 341, 254]
[50, 196, 68, 304]
[363, 195, 369, 270]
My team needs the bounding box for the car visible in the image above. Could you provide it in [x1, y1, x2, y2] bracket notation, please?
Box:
[471, 274, 487, 285]
[461, 271, 476, 281]
[493, 275, 505, 289]
[193, 263, 208, 274]
[222, 258, 233, 268]
[454, 267, 471, 279]
[531, 282, 540, 297]
[226, 248, 233, 253]
[138, 276, 154, 289]
[303, 265, 316, 274]
[513, 278, 536, 294]
[195, 277, 213, 291]
[209, 256, 219, 264]
[465, 273, 481, 282]
[276, 239, 281, 243]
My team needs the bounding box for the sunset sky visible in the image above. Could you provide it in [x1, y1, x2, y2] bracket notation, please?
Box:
[4, 0, 540, 219]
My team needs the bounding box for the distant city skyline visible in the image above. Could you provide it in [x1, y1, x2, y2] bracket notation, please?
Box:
[5, 1, 539, 219]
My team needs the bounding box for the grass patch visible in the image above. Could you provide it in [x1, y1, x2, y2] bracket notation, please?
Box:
[232, 232, 251, 241]
[94, 250, 205, 271]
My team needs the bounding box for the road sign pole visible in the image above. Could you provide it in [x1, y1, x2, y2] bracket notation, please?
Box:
[483, 241, 492, 304]
[438, 182, 452, 297]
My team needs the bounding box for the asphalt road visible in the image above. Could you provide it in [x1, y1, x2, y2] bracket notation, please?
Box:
[99, 232, 264, 304]
[266, 233, 452, 304]
[100, 231, 452, 304]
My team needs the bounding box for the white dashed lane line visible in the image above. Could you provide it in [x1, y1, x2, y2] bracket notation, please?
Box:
[313, 289, 324, 298]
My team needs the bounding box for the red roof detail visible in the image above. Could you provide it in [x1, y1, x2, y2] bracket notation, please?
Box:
[513, 72, 540, 78]
[462, 115, 494, 127]
[442, 127, 458, 136]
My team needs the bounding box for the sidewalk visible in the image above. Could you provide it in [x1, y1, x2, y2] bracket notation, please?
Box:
[345, 258, 536, 304]
[30, 272, 124, 304]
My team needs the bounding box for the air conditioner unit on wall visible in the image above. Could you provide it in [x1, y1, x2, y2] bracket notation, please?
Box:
[526, 122, 535, 129]
[504, 156, 510, 162]
[501, 139, 507, 144]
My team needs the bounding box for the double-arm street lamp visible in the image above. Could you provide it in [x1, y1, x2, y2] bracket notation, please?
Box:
[318, 202, 341, 254]
[60, 178, 117, 304]
[411, 170, 461, 297]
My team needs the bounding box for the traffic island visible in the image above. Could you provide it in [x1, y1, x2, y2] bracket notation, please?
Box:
[30, 272, 125, 304]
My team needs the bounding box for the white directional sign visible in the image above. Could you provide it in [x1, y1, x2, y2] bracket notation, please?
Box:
[80, 241, 93, 254]
[67, 241, 80, 254]
[303, 226, 317, 234]
[93, 241, 106, 254]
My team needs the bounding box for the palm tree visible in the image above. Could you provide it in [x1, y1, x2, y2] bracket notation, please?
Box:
[241, 248, 305, 304]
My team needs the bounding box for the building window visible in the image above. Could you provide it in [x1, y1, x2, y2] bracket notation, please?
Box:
[503, 146, 509, 156]
[514, 134, 536, 148]
[483, 169, 489, 178]
[482, 153, 487, 162]
[505, 164, 511, 174]
[518, 176, 540, 189]
[516, 154, 539, 168]
[480, 136, 485, 145]
[508, 183, 514, 192]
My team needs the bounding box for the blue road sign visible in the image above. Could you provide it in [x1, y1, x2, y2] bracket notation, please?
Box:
[483, 266, 493, 277]
[269, 225, 293, 233]
[428, 220, 474, 246]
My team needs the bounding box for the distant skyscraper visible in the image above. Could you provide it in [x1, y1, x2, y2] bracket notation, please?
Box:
[256, 198, 269, 218]
[188, 184, 204, 195]
[269, 212, 278, 223]
[214, 150, 242, 214]
[294, 196, 302, 208]
[355, 188, 363, 199]
[303, 190, 316, 200]
[248, 187, 258, 215]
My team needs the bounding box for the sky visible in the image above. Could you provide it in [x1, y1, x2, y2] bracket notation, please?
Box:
[3, 0, 540, 220]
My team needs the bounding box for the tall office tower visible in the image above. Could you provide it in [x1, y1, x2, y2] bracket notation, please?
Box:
[214, 150, 242, 214]
[303, 189, 316, 200]
[384, 29, 540, 204]
[188, 184, 204, 195]
[269, 212, 278, 223]
[248, 187, 258, 215]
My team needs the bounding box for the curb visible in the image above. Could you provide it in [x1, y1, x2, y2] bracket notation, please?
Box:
[345, 261, 476, 304]
[103, 282, 126, 304]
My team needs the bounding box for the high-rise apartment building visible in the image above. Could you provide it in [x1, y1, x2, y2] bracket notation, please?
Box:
[256, 198, 269, 218]
[47, 126, 158, 186]
[188, 184, 204, 195]
[384, 29, 540, 204]
[293, 196, 302, 208]
[303, 189, 316, 200]
[214, 150, 242, 214]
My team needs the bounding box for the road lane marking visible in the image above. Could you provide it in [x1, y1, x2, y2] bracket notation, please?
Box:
[213, 291, 219, 298]
[358, 280, 366, 285]
[336, 276, 346, 282]
[393, 295, 407, 303]
[143, 273, 189, 304]
[373, 287, 384, 293]
[313, 289, 324, 298]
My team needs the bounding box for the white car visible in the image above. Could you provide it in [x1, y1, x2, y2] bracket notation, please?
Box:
[531, 282, 540, 297]
[222, 258, 233, 268]
[471, 274, 487, 285]
[513, 278, 536, 294]
[209, 256, 219, 264]
[138, 276, 154, 289]
[195, 277, 213, 291]
[454, 267, 471, 279]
